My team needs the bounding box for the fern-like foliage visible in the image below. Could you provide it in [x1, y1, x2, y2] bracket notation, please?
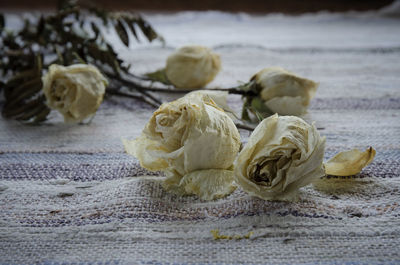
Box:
[0, 0, 163, 123]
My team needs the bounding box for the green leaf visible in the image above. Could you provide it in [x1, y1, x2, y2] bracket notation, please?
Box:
[250, 97, 274, 120]
[144, 69, 171, 85]
[115, 19, 129, 47]
[241, 98, 251, 122]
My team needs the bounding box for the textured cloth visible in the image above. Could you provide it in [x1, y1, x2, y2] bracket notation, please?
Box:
[1, 4, 400, 264]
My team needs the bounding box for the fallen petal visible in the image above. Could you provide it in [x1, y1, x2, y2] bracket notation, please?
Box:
[325, 147, 376, 176]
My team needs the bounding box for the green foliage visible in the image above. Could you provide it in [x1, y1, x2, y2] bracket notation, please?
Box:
[144, 69, 172, 86]
[240, 81, 274, 122]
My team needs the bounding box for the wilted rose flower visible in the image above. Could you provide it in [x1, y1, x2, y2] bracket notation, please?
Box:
[123, 93, 241, 200]
[42, 64, 108, 123]
[251, 67, 318, 116]
[165, 45, 221, 89]
[234, 114, 326, 201]
[325, 147, 376, 176]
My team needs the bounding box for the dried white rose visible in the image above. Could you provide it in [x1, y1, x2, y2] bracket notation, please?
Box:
[165, 45, 221, 89]
[185, 90, 234, 115]
[325, 147, 376, 176]
[251, 67, 318, 116]
[123, 93, 241, 200]
[234, 114, 326, 201]
[42, 64, 108, 123]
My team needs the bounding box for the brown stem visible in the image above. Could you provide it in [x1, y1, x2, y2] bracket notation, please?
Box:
[107, 89, 159, 108]
[235, 122, 255, 131]
[108, 72, 249, 95]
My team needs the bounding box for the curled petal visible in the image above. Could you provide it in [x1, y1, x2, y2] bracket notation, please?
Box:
[186, 90, 232, 114]
[123, 92, 240, 200]
[234, 114, 326, 201]
[324, 147, 376, 176]
[122, 136, 170, 171]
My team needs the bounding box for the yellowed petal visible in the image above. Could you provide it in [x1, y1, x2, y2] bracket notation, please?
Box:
[122, 137, 170, 171]
[178, 169, 236, 200]
[264, 96, 307, 116]
[324, 147, 376, 176]
[42, 64, 107, 123]
[253, 67, 318, 116]
[234, 114, 326, 201]
[186, 90, 232, 114]
[123, 92, 241, 200]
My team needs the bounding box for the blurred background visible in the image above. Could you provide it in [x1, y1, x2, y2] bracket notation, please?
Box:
[0, 0, 395, 13]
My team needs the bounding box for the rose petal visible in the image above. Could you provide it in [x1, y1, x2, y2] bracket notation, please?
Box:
[234, 114, 325, 201]
[324, 147, 376, 176]
[166, 169, 236, 200]
[122, 137, 170, 171]
[253, 67, 318, 116]
[264, 96, 307, 116]
[123, 92, 241, 200]
[165, 45, 221, 89]
[42, 64, 107, 123]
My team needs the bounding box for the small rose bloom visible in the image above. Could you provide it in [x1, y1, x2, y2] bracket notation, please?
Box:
[42, 64, 108, 123]
[252, 67, 318, 116]
[123, 93, 241, 200]
[234, 114, 326, 201]
[165, 45, 221, 89]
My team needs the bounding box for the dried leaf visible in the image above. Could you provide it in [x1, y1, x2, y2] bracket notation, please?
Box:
[90, 22, 100, 40]
[6, 69, 37, 85]
[37, 16, 45, 36]
[54, 46, 65, 65]
[125, 17, 139, 41]
[115, 19, 129, 47]
[6, 77, 42, 106]
[0, 13, 5, 31]
[2, 97, 43, 118]
[325, 147, 376, 176]
[145, 69, 170, 85]
[33, 107, 51, 123]
[17, 103, 48, 121]
[137, 17, 158, 42]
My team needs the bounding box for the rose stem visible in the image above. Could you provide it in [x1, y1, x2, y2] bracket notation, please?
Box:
[110, 72, 249, 95]
[234, 122, 255, 131]
[107, 89, 160, 108]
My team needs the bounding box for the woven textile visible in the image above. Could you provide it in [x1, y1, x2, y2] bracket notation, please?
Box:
[1, 5, 400, 264]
